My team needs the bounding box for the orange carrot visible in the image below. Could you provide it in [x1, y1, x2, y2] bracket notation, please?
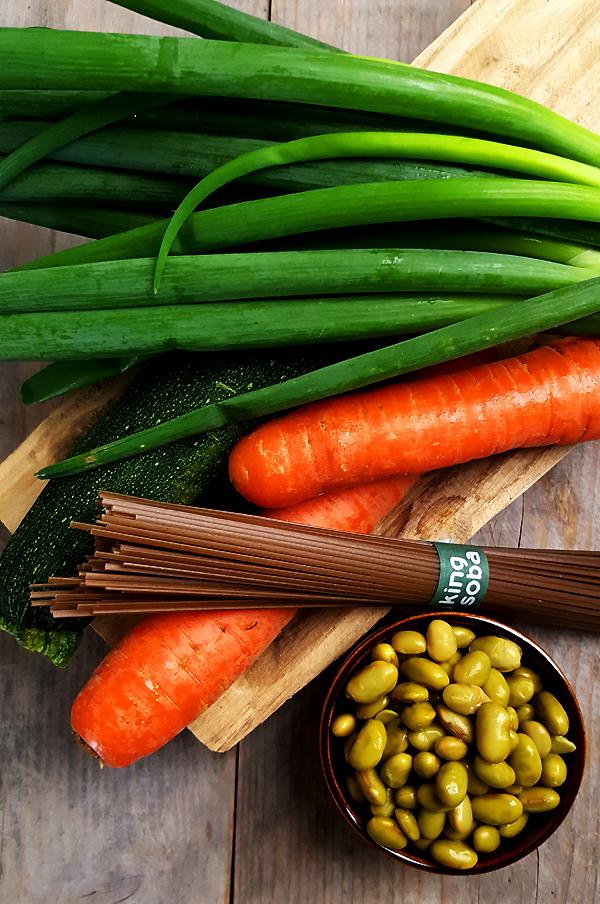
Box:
[71, 474, 415, 767]
[229, 337, 600, 509]
[263, 474, 418, 533]
[71, 608, 295, 767]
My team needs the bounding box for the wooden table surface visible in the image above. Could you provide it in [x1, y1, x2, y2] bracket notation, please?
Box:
[0, 2, 599, 902]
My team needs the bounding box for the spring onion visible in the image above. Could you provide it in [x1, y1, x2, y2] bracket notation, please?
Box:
[1, 249, 592, 316]
[1, 295, 519, 361]
[2, 32, 600, 166]
[20, 357, 142, 404]
[15, 178, 600, 273]
[0, 121, 478, 195]
[0, 157, 191, 207]
[0, 91, 175, 191]
[37, 276, 600, 478]
[0, 202, 159, 239]
[154, 131, 600, 290]
[109, 0, 336, 50]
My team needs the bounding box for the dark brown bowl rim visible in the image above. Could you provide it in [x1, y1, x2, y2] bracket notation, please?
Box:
[319, 611, 586, 876]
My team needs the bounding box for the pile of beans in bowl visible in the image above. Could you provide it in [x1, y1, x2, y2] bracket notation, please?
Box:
[331, 619, 576, 870]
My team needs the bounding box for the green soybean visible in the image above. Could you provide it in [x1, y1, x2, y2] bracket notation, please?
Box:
[347, 719, 387, 770]
[470, 636, 522, 672]
[367, 816, 408, 850]
[436, 761, 468, 808]
[518, 787, 560, 813]
[346, 661, 399, 704]
[430, 840, 478, 870]
[534, 691, 570, 735]
[508, 733, 543, 788]
[540, 754, 568, 788]
[471, 793, 523, 826]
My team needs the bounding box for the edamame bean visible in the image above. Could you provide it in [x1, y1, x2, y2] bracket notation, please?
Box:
[465, 762, 489, 797]
[443, 683, 490, 715]
[356, 695, 389, 720]
[506, 706, 519, 730]
[367, 816, 408, 850]
[436, 704, 474, 743]
[427, 619, 458, 663]
[391, 682, 429, 704]
[508, 730, 520, 753]
[370, 787, 396, 817]
[550, 735, 576, 755]
[331, 713, 356, 737]
[401, 702, 437, 731]
[452, 625, 476, 648]
[382, 727, 409, 759]
[391, 630, 427, 656]
[476, 702, 511, 763]
[381, 752, 413, 789]
[473, 825, 500, 853]
[447, 794, 474, 837]
[430, 840, 478, 870]
[409, 726, 446, 751]
[439, 651, 462, 677]
[414, 751, 441, 779]
[345, 774, 365, 803]
[540, 753, 567, 787]
[504, 783, 523, 795]
[499, 813, 529, 838]
[453, 650, 491, 687]
[355, 768, 388, 806]
[507, 675, 535, 707]
[347, 719, 387, 770]
[518, 787, 560, 812]
[346, 661, 399, 704]
[512, 666, 543, 694]
[371, 643, 400, 668]
[436, 761, 468, 808]
[520, 720, 552, 757]
[471, 793, 523, 826]
[434, 736, 468, 761]
[395, 808, 420, 841]
[413, 837, 432, 851]
[400, 657, 450, 690]
[395, 785, 418, 809]
[417, 783, 451, 813]
[534, 691, 569, 736]
[375, 709, 401, 725]
[470, 636, 522, 672]
[508, 733, 542, 788]
[516, 703, 535, 724]
[344, 732, 357, 763]
[418, 808, 446, 840]
[472, 755, 516, 790]
[483, 668, 510, 706]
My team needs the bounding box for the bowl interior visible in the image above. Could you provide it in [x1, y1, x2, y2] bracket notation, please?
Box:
[320, 611, 586, 875]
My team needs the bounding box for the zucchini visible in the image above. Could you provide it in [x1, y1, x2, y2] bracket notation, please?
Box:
[0, 347, 324, 667]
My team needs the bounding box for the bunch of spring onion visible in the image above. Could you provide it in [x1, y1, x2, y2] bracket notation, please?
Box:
[3, 0, 600, 476]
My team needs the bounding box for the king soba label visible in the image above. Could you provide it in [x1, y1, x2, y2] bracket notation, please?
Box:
[430, 542, 489, 609]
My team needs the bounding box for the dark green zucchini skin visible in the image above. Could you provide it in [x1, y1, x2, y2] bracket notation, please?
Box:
[0, 348, 323, 667]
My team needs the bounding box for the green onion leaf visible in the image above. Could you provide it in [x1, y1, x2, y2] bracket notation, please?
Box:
[154, 131, 600, 291]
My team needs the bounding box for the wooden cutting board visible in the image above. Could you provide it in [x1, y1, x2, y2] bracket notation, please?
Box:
[0, 0, 598, 752]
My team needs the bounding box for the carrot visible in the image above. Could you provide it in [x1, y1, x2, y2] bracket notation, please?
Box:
[229, 337, 600, 509]
[71, 608, 295, 767]
[263, 474, 418, 533]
